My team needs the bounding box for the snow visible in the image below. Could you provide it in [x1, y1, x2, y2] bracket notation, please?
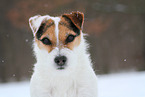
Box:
[1, 60, 4, 63]
[0, 82, 30, 97]
[124, 59, 127, 61]
[25, 39, 29, 42]
[98, 71, 145, 97]
[0, 71, 145, 97]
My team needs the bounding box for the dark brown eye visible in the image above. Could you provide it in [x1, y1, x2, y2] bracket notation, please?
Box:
[66, 35, 76, 43]
[41, 37, 51, 45]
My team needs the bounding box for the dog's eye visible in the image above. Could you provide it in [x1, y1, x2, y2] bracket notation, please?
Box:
[66, 35, 76, 43]
[41, 37, 51, 45]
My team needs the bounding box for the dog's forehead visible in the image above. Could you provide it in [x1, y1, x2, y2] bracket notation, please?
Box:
[34, 15, 81, 52]
[39, 16, 76, 41]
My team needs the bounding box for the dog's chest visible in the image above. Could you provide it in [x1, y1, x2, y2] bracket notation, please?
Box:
[48, 79, 78, 97]
[50, 85, 77, 97]
[30, 74, 79, 97]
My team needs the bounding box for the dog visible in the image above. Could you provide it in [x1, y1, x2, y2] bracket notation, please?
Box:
[29, 12, 97, 97]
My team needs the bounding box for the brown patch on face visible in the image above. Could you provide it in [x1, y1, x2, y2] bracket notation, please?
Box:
[35, 19, 57, 53]
[58, 17, 81, 50]
[35, 14, 83, 53]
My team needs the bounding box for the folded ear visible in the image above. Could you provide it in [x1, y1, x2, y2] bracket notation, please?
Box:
[29, 15, 47, 36]
[62, 11, 84, 30]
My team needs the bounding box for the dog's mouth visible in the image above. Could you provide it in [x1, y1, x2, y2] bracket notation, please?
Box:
[57, 66, 65, 70]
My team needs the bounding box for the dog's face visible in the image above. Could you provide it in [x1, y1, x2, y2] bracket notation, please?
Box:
[29, 12, 84, 73]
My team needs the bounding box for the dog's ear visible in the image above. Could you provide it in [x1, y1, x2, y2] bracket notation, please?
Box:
[29, 15, 47, 36]
[62, 11, 84, 30]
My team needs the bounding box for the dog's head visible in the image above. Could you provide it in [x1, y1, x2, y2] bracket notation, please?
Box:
[29, 12, 84, 73]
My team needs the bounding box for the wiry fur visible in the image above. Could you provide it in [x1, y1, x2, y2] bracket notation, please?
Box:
[29, 14, 98, 97]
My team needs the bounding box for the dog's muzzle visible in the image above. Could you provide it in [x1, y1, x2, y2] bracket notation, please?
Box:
[54, 56, 67, 70]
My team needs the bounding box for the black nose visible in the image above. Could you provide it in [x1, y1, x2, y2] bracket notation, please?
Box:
[54, 56, 67, 66]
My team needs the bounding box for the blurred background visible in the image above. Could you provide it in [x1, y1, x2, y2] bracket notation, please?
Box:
[0, 0, 145, 83]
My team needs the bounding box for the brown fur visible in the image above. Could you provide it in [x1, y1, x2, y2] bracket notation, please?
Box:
[59, 17, 81, 50]
[35, 19, 56, 53]
[62, 12, 84, 30]
[35, 12, 83, 53]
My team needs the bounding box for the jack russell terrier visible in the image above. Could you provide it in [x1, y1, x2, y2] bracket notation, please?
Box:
[29, 11, 97, 97]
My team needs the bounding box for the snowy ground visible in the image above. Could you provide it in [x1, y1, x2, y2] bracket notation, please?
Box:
[98, 71, 145, 97]
[0, 71, 145, 97]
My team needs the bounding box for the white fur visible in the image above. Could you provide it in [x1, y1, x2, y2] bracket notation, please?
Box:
[29, 15, 50, 36]
[51, 17, 60, 46]
[29, 15, 98, 97]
